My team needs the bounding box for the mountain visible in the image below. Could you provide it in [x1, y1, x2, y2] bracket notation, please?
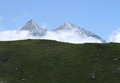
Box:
[20, 20, 105, 43]
[54, 22, 105, 43]
[0, 39, 119, 83]
[20, 20, 46, 36]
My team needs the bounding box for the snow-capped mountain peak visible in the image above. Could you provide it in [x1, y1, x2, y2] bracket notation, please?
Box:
[20, 20, 47, 36]
[54, 22, 105, 43]
[19, 20, 105, 43]
[55, 22, 79, 31]
[27, 19, 39, 29]
[20, 19, 40, 31]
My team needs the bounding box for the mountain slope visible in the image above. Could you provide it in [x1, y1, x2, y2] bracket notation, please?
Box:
[54, 22, 105, 43]
[20, 20, 46, 36]
[0, 40, 119, 83]
[19, 20, 105, 43]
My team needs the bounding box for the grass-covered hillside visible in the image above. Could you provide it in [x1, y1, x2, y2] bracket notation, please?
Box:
[0, 40, 120, 83]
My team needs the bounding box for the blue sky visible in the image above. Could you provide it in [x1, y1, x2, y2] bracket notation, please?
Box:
[0, 0, 120, 41]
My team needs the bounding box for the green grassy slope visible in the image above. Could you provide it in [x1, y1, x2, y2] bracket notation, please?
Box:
[0, 40, 120, 83]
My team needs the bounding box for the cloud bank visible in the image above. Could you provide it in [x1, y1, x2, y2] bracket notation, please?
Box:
[109, 28, 120, 42]
[42, 31, 103, 43]
[0, 30, 103, 43]
[0, 30, 33, 41]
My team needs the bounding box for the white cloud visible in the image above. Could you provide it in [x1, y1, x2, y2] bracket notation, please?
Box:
[42, 30, 102, 44]
[109, 28, 120, 42]
[0, 30, 33, 41]
[0, 16, 4, 21]
[0, 30, 103, 43]
[40, 24, 48, 29]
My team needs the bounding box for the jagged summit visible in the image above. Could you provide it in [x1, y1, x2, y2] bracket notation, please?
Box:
[27, 19, 34, 23]
[62, 22, 74, 26]
[55, 22, 79, 31]
[20, 20, 40, 31]
[27, 19, 38, 26]
[20, 20, 47, 36]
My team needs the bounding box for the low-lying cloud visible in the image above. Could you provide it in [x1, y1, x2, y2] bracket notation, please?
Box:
[0, 30, 32, 41]
[1, 26, 120, 43]
[0, 30, 103, 43]
[42, 31, 103, 43]
[109, 28, 120, 42]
